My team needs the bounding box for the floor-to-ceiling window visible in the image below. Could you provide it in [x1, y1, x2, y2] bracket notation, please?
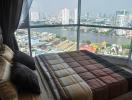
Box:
[29, 0, 78, 56]
[30, 27, 77, 56]
[15, 0, 132, 61]
[80, 0, 132, 58]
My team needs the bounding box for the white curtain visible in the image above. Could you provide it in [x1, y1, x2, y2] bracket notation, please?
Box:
[19, 0, 33, 28]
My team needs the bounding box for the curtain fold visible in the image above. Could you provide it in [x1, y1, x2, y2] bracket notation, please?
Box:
[0, 0, 33, 52]
[0, 0, 24, 52]
[19, 0, 33, 28]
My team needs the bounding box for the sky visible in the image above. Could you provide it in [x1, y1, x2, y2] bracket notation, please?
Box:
[30, 0, 132, 16]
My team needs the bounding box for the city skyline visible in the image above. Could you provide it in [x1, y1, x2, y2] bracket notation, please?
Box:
[30, 8, 132, 29]
[16, 0, 132, 58]
[30, 0, 132, 16]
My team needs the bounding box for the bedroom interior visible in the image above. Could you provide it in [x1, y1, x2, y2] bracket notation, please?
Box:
[1, 0, 132, 100]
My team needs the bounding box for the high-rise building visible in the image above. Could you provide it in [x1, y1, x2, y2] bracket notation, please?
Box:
[61, 8, 70, 24]
[74, 9, 78, 24]
[39, 12, 46, 21]
[30, 11, 40, 22]
[116, 10, 129, 35]
[86, 12, 89, 19]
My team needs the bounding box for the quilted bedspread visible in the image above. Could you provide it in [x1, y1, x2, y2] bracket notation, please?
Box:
[35, 50, 132, 100]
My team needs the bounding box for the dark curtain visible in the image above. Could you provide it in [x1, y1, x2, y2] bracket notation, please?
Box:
[0, 0, 24, 52]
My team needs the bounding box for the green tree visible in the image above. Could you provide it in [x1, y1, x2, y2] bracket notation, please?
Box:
[106, 43, 111, 47]
[56, 35, 60, 38]
[86, 40, 91, 45]
[122, 44, 130, 49]
[61, 37, 67, 41]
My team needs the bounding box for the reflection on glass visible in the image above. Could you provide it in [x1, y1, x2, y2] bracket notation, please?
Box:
[30, 27, 77, 56]
[15, 29, 30, 55]
[79, 27, 131, 57]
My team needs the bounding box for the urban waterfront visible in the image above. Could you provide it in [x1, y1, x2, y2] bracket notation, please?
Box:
[31, 27, 131, 45]
[16, 27, 131, 57]
[23, 0, 132, 58]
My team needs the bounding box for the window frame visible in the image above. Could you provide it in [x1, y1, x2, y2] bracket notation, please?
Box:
[18, 0, 132, 66]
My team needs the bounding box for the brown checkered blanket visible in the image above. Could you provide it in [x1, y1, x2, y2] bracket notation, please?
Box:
[35, 50, 132, 100]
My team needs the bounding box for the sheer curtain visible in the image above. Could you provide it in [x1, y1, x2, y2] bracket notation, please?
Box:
[19, 0, 33, 28]
[0, 0, 33, 52]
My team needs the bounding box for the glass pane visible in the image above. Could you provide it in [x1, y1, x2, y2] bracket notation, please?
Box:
[30, 27, 77, 56]
[81, 0, 132, 28]
[79, 27, 131, 58]
[15, 29, 30, 55]
[30, 0, 78, 25]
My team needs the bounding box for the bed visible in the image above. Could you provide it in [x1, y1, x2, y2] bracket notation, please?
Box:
[35, 50, 132, 100]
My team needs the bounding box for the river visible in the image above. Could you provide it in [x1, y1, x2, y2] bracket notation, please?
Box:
[31, 27, 131, 45]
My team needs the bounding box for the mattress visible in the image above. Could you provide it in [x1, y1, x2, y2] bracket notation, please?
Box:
[35, 50, 132, 100]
